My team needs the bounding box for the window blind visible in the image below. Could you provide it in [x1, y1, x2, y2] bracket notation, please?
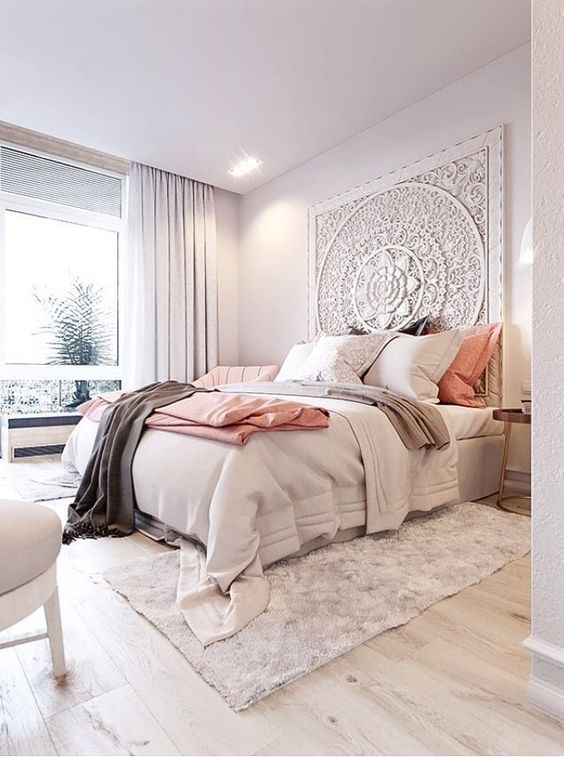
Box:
[0, 146, 122, 217]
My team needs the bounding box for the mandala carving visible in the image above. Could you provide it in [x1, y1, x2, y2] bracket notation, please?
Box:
[353, 246, 424, 330]
[308, 128, 503, 401]
[315, 182, 485, 334]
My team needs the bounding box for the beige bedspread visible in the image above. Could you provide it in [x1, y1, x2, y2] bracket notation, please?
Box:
[63, 385, 459, 645]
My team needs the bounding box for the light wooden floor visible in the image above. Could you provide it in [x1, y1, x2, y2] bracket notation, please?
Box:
[1, 459, 563, 756]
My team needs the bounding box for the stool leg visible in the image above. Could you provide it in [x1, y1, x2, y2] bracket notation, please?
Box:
[44, 586, 66, 677]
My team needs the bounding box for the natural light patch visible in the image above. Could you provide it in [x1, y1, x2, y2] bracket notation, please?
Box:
[4, 211, 118, 366]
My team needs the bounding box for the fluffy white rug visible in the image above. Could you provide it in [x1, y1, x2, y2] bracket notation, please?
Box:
[1, 459, 80, 501]
[104, 503, 530, 710]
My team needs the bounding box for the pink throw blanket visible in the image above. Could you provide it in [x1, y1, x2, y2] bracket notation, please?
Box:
[148, 392, 330, 444]
[79, 390, 329, 445]
[78, 391, 124, 422]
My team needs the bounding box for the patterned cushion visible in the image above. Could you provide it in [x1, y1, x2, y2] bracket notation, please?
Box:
[295, 334, 385, 384]
[297, 354, 362, 384]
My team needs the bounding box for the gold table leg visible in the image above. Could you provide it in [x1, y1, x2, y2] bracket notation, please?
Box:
[496, 422, 511, 508]
[496, 421, 531, 516]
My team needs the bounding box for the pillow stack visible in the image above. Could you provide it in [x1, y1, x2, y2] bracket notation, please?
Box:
[274, 321, 502, 406]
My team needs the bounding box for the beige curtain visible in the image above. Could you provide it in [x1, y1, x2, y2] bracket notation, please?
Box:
[126, 163, 217, 388]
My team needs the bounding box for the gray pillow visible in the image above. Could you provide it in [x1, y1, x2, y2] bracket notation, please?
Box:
[350, 315, 429, 337]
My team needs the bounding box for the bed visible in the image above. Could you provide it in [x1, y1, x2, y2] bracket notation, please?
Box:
[63, 401, 504, 554]
[62, 387, 504, 644]
[62, 127, 505, 643]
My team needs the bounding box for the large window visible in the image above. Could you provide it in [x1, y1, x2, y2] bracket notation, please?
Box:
[5, 211, 119, 366]
[0, 145, 126, 412]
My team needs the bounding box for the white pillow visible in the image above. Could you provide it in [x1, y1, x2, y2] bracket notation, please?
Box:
[275, 342, 314, 381]
[363, 330, 464, 402]
[295, 334, 386, 384]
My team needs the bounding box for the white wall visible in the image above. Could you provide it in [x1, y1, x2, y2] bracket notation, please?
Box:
[528, 0, 564, 721]
[215, 187, 239, 365]
[238, 44, 531, 474]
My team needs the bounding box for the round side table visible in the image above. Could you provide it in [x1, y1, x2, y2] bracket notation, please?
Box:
[492, 407, 531, 516]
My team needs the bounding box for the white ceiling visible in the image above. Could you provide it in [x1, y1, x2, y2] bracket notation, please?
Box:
[0, 0, 530, 195]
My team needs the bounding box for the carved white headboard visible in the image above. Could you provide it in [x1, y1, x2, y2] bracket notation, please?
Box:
[307, 127, 503, 403]
[308, 127, 503, 339]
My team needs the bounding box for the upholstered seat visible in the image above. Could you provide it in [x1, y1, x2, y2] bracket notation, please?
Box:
[192, 364, 278, 388]
[0, 498, 66, 677]
[0, 500, 62, 595]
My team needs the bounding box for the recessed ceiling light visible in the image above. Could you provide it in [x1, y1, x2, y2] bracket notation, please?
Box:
[228, 156, 262, 177]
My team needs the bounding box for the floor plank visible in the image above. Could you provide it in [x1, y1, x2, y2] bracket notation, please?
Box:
[329, 641, 564, 756]
[252, 661, 467, 756]
[58, 562, 276, 755]
[0, 648, 57, 756]
[14, 591, 126, 719]
[45, 685, 180, 756]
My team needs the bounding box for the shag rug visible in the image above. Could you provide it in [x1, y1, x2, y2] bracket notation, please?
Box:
[1, 459, 80, 501]
[104, 502, 530, 710]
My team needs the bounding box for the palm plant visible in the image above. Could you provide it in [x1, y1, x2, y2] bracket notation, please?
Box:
[34, 278, 115, 408]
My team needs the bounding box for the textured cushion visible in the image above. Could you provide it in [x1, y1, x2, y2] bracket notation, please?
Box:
[363, 330, 464, 402]
[275, 342, 314, 381]
[436, 323, 502, 407]
[0, 500, 62, 594]
[298, 353, 362, 384]
[295, 334, 386, 384]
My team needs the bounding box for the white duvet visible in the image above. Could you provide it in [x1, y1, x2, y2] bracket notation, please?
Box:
[62, 392, 459, 645]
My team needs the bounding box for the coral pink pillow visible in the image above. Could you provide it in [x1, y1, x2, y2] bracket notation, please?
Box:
[436, 323, 502, 407]
[426, 323, 502, 407]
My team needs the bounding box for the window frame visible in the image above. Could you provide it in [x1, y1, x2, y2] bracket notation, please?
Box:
[0, 140, 128, 381]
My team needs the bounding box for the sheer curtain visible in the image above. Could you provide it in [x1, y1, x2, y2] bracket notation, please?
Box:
[126, 163, 217, 388]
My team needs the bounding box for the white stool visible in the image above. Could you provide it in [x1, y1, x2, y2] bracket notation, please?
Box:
[0, 499, 66, 676]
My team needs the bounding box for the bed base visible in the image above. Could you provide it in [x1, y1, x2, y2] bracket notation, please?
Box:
[135, 435, 505, 550]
